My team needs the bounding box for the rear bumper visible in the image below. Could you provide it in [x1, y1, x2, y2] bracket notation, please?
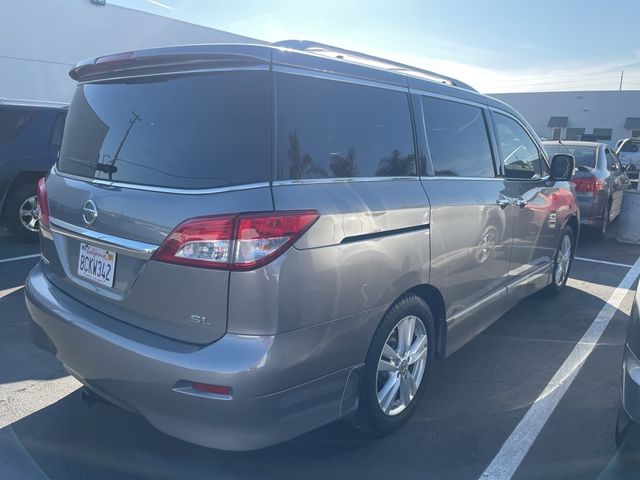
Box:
[25, 263, 361, 451]
[576, 196, 606, 226]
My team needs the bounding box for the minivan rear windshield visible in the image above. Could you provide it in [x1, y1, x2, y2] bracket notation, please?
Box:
[544, 145, 596, 169]
[58, 71, 270, 189]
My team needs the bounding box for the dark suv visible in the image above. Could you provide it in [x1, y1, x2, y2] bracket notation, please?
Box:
[0, 100, 67, 240]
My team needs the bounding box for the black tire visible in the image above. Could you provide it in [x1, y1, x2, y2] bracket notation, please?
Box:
[593, 200, 610, 241]
[4, 182, 40, 242]
[357, 294, 436, 436]
[545, 225, 575, 296]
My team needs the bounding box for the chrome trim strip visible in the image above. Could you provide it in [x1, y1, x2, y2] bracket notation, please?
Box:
[409, 88, 486, 109]
[272, 176, 419, 186]
[420, 176, 502, 182]
[172, 387, 232, 401]
[505, 262, 553, 290]
[52, 166, 270, 195]
[273, 65, 410, 93]
[78, 65, 270, 84]
[50, 217, 158, 260]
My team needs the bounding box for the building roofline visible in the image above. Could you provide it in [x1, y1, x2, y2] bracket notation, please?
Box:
[489, 89, 640, 95]
[106, 3, 264, 44]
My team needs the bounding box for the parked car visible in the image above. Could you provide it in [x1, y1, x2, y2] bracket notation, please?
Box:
[0, 99, 67, 240]
[543, 141, 630, 239]
[616, 284, 640, 456]
[26, 41, 578, 451]
[616, 138, 640, 188]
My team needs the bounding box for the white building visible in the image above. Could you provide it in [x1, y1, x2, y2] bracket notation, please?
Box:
[1, 0, 261, 103]
[491, 90, 640, 147]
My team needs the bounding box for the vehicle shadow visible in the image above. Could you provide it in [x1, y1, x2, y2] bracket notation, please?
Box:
[10, 391, 383, 480]
[0, 284, 67, 386]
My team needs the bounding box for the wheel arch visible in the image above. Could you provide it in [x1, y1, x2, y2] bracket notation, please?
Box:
[565, 214, 579, 243]
[405, 284, 447, 359]
[1, 171, 47, 218]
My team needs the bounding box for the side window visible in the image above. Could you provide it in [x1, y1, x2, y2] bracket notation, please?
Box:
[49, 112, 66, 148]
[0, 108, 39, 143]
[493, 113, 544, 180]
[275, 74, 416, 180]
[421, 96, 494, 177]
[621, 141, 639, 153]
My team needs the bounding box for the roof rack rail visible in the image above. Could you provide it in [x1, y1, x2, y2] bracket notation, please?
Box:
[272, 39, 477, 92]
[0, 98, 68, 108]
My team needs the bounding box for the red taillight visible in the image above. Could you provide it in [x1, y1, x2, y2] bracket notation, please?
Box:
[36, 177, 50, 228]
[192, 382, 231, 396]
[153, 216, 234, 269]
[571, 177, 605, 193]
[153, 211, 319, 271]
[233, 211, 319, 270]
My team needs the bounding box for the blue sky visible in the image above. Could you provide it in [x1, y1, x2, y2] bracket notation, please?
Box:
[111, 0, 640, 93]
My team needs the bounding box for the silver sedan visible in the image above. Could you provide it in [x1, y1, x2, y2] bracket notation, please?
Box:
[543, 141, 631, 239]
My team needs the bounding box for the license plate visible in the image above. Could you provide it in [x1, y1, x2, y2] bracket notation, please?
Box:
[77, 243, 116, 287]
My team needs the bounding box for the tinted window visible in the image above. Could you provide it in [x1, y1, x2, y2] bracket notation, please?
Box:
[58, 71, 270, 189]
[275, 74, 416, 180]
[606, 149, 622, 171]
[49, 113, 66, 147]
[605, 149, 621, 171]
[545, 145, 596, 169]
[422, 97, 494, 177]
[494, 114, 545, 180]
[620, 140, 640, 153]
[0, 108, 39, 143]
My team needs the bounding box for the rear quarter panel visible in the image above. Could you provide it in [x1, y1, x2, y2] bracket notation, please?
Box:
[227, 180, 431, 342]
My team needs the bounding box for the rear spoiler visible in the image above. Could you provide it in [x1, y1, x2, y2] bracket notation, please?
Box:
[69, 44, 271, 82]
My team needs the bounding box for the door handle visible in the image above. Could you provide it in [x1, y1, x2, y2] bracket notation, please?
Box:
[496, 195, 512, 208]
[514, 198, 527, 208]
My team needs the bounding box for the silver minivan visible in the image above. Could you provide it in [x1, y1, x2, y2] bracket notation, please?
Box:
[26, 41, 579, 451]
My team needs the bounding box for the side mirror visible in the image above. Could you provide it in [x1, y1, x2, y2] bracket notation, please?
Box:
[549, 153, 575, 181]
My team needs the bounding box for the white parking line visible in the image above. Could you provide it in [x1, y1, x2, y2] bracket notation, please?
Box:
[575, 256, 633, 269]
[0, 254, 40, 264]
[480, 255, 640, 480]
[0, 376, 81, 430]
[0, 286, 24, 300]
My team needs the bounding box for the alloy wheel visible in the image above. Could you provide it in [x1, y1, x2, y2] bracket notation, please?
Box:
[376, 315, 428, 416]
[554, 234, 572, 286]
[19, 195, 39, 232]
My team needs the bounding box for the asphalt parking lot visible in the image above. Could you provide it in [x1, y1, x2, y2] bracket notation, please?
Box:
[1, 224, 640, 480]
